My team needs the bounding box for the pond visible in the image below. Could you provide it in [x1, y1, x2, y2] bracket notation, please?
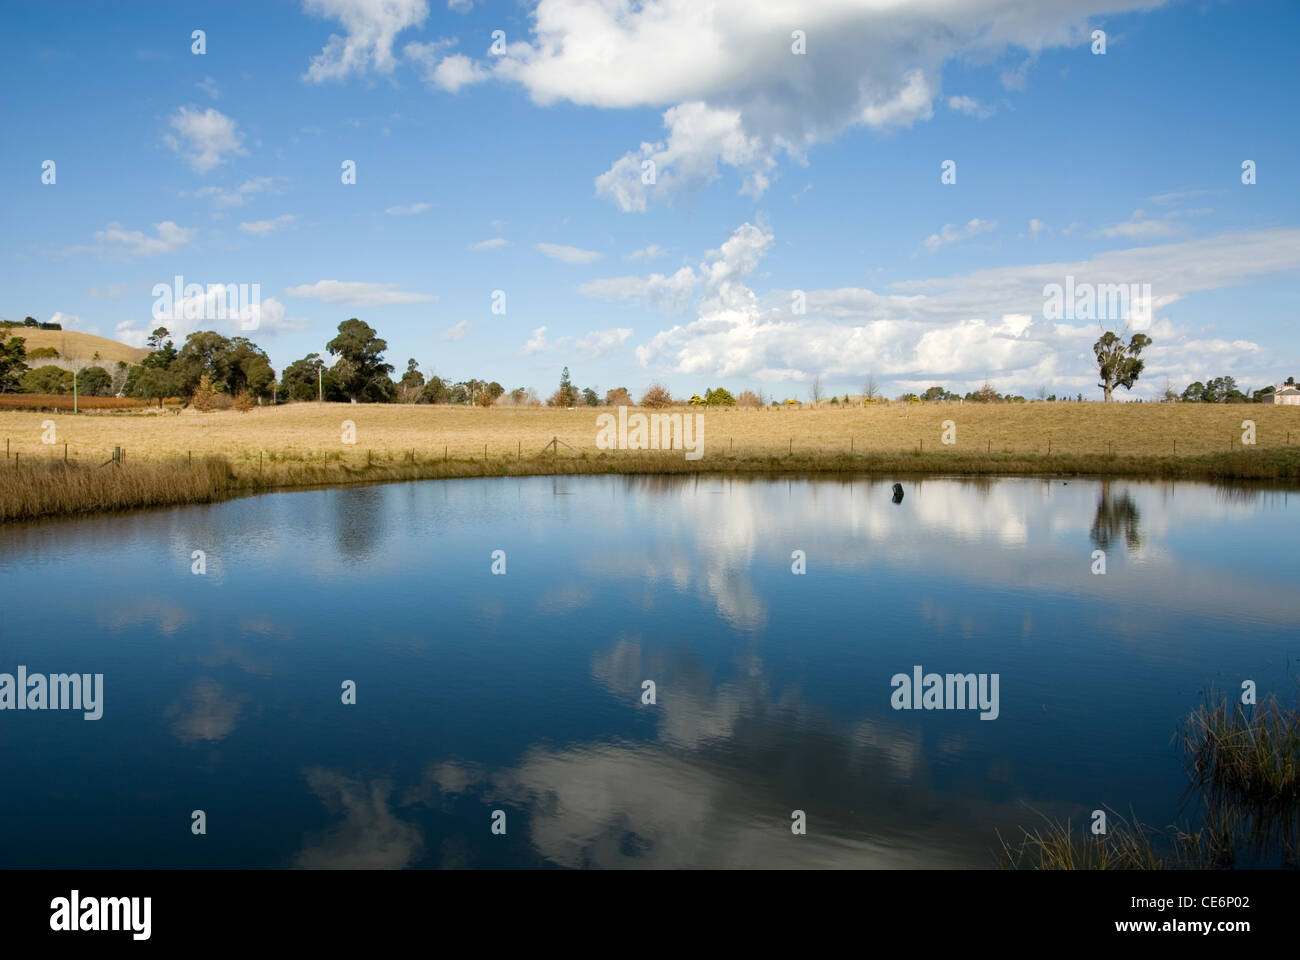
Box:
[0, 475, 1296, 868]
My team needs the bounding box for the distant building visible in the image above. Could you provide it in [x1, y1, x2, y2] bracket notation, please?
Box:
[1274, 386, 1300, 406]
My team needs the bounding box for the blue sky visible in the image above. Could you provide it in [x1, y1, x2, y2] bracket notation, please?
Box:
[2, 0, 1297, 400]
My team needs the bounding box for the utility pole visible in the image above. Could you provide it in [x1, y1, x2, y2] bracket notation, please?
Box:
[73, 367, 79, 414]
[318, 366, 323, 403]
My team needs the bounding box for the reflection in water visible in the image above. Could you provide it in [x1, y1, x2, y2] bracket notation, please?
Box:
[296, 768, 424, 869]
[1090, 481, 1143, 552]
[0, 474, 1295, 868]
[165, 680, 245, 744]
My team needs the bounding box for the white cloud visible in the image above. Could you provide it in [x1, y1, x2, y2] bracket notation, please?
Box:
[580, 267, 698, 312]
[628, 222, 1300, 395]
[120, 294, 309, 345]
[385, 202, 432, 215]
[469, 237, 509, 250]
[1028, 218, 1047, 240]
[48, 311, 81, 329]
[536, 242, 602, 265]
[521, 325, 550, 355]
[283, 280, 437, 306]
[442, 320, 468, 340]
[923, 219, 998, 253]
[947, 95, 995, 119]
[626, 244, 667, 261]
[194, 177, 276, 210]
[428, 52, 489, 93]
[66, 221, 195, 260]
[574, 328, 633, 359]
[165, 106, 247, 173]
[302, 0, 430, 82]
[239, 214, 297, 235]
[1095, 209, 1180, 240]
[478, 0, 1167, 210]
[447, 0, 473, 12]
[196, 75, 220, 99]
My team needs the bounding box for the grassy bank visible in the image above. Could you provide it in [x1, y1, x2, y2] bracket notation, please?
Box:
[1, 402, 1298, 521]
[3, 444, 1300, 522]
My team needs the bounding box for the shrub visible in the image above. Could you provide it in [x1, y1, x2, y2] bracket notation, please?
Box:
[605, 387, 633, 406]
[736, 390, 761, 408]
[233, 390, 256, 412]
[191, 374, 218, 411]
[641, 383, 672, 408]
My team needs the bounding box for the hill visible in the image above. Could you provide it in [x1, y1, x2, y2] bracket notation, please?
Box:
[2, 328, 149, 369]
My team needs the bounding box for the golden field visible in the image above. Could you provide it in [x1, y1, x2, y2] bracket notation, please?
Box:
[2, 328, 149, 369]
[1, 400, 1298, 521]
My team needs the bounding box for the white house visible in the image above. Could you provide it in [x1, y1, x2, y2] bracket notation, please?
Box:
[1274, 386, 1300, 405]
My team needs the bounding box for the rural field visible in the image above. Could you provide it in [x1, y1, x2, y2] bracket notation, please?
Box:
[2, 401, 1298, 522]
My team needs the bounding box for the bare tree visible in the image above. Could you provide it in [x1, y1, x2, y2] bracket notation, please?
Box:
[810, 375, 824, 406]
[862, 375, 879, 401]
[1035, 383, 1048, 401]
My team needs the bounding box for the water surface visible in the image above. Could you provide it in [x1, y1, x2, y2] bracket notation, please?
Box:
[1, 475, 1296, 868]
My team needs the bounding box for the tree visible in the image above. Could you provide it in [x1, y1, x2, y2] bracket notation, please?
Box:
[0, 330, 29, 392]
[282, 353, 339, 401]
[1093, 331, 1151, 401]
[556, 366, 579, 406]
[111, 361, 129, 396]
[422, 375, 449, 404]
[78, 366, 112, 397]
[704, 387, 736, 406]
[862, 375, 880, 401]
[640, 383, 672, 408]
[326, 319, 394, 402]
[399, 359, 425, 403]
[22, 316, 38, 328]
[1181, 381, 1205, 403]
[605, 387, 632, 406]
[736, 390, 761, 408]
[810, 375, 824, 405]
[21, 365, 73, 394]
[581, 386, 599, 406]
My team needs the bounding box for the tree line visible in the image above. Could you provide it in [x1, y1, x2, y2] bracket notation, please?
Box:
[0, 318, 1292, 406]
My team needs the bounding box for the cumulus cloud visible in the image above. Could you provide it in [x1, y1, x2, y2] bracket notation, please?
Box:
[302, 0, 430, 82]
[194, 177, 276, 210]
[164, 105, 247, 173]
[947, 95, 995, 118]
[580, 267, 698, 312]
[442, 320, 468, 340]
[923, 218, 999, 253]
[574, 327, 633, 359]
[239, 214, 297, 235]
[298, 1, 1171, 209]
[626, 244, 667, 261]
[628, 222, 1300, 394]
[521, 325, 550, 355]
[118, 293, 308, 346]
[60, 221, 195, 261]
[536, 242, 602, 264]
[284, 280, 437, 305]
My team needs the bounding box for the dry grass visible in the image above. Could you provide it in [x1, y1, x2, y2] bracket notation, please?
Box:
[1182, 694, 1300, 806]
[998, 809, 1226, 870]
[0, 456, 235, 521]
[1, 401, 1298, 520]
[2, 328, 149, 369]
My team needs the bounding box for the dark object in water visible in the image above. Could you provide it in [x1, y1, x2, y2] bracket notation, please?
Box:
[891, 482, 904, 503]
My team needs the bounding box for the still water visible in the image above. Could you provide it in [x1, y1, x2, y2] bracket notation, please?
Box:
[1, 475, 1296, 868]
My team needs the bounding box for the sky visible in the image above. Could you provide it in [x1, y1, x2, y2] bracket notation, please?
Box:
[1, 0, 1297, 401]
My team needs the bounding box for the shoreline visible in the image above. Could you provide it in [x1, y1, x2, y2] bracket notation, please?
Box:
[4, 447, 1299, 524]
